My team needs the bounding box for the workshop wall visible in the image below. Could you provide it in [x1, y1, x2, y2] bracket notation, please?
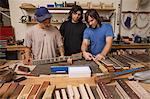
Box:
[9, 0, 150, 40]
[121, 0, 150, 38]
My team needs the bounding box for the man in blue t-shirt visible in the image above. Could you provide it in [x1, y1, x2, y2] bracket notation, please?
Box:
[81, 9, 114, 61]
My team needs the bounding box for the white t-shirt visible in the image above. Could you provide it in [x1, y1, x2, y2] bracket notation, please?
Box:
[24, 25, 63, 59]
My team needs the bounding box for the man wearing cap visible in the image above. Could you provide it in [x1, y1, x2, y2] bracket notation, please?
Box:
[23, 7, 64, 65]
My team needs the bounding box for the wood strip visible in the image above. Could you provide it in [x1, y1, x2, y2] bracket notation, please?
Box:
[85, 83, 95, 99]
[17, 84, 33, 99]
[97, 81, 113, 99]
[2, 82, 19, 98]
[115, 87, 125, 99]
[27, 84, 41, 99]
[92, 57, 108, 73]
[123, 55, 147, 67]
[61, 89, 68, 99]
[79, 84, 89, 99]
[109, 57, 128, 69]
[96, 86, 105, 99]
[10, 84, 25, 99]
[127, 81, 150, 99]
[72, 86, 80, 99]
[116, 82, 130, 99]
[67, 85, 74, 99]
[116, 79, 140, 99]
[0, 83, 11, 97]
[42, 85, 56, 99]
[35, 81, 50, 99]
[112, 55, 131, 67]
[101, 59, 114, 67]
[55, 90, 61, 99]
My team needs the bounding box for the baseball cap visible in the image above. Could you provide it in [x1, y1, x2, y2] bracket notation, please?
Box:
[35, 7, 52, 23]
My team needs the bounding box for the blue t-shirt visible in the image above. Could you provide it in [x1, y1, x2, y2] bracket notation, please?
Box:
[83, 23, 114, 55]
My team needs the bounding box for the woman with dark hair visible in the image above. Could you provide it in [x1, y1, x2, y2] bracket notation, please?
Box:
[81, 9, 114, 61]
[60, 5, 87, 56]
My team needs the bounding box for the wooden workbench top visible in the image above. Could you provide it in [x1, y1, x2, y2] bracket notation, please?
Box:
[20, 76, 96, 88]
[5, 43, 150, 52]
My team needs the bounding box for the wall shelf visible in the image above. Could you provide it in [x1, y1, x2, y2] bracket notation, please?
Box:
[19, 6, 114, 25]
[22, 21, 63, 24]
[20, 6, 115, 11]
[122, 11, 150, 13]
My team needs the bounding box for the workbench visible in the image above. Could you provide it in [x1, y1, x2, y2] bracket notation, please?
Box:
[6, 43, 150, 55]
[1, 58, 150, 99]
[112, 43, 150, 49]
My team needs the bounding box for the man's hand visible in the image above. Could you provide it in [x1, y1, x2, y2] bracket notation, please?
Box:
[82, 52, 93, 60]
[23, 57, 32, 65]
[95, 54, 105, 61]
[67, 57, 73, 64]
[22, 53, 32, 65]
[59, 55, 73, 64]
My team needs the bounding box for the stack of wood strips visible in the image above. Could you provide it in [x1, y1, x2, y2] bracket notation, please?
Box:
[115, 79, 150, 99]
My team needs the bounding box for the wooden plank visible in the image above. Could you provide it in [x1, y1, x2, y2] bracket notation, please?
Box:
[27, 84, 41, 99]
[115, 86, 126, 99]
[127, 81, 150, 99]
[0, 83, 11, 97]
[116, 79, 140, 99]
[85, 83, 95, 99]
[17, 84, 33, 99]
[35, 81, 50, 99]
[79, 84, 89, 99]
[116, 82, 130, 99]
[2, 82, 19, 98]
[97, 81, 113, 99]
[96, 86, 105, 99]
[67, 85, 74, 99]
[42, 85, 56, 99]
[109, 57, 129, 69]
[20, 77, 96, 89]
[92, 57, 108, 73]
[55, 90, 61, 99]
[10, 84, 25, 99]
[61, 89, 68, 99]
[72, 86, 80, 99]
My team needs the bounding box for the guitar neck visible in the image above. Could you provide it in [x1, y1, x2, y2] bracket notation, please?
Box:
[32, 53, 82, 65]
[97, 67, 146, 80]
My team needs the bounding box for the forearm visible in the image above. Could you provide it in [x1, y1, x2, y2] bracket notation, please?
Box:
[58, 46, 64, 56]
[81, 40, 89, 53]
[81, 45, 87, 53]
[101, 43, 112, 56]
[100, 37, 113, 56]
[24, 47, 32, 58]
